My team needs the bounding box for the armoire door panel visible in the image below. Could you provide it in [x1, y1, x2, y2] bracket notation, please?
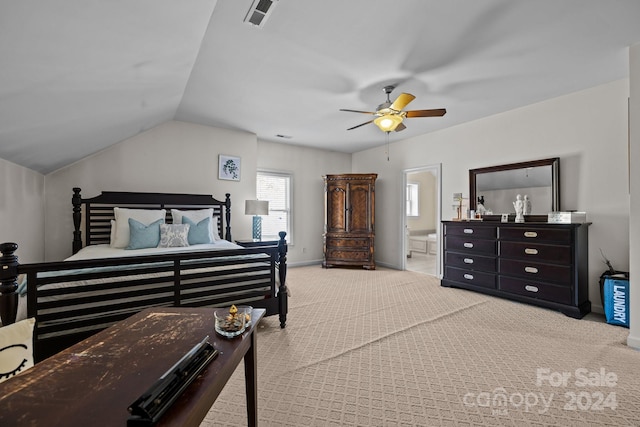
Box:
[348, 183, 372, 233]
[326, 185, 347, 232]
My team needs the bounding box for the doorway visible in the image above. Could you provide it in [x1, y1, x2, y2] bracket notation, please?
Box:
[403, 165, 441, 277]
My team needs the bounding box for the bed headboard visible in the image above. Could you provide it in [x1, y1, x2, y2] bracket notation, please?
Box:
[72, 188, 232, 254]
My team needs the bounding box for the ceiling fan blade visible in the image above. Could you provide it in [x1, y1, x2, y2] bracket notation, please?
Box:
[347, 120, 374, 130]
[394, 123, 407, 132]
[405, 108, 447, 118]
[340, 109, 376, 115]
[389, 93, 415, 111]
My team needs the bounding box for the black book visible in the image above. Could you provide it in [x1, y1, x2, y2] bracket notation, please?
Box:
[127, 336, 218, 426]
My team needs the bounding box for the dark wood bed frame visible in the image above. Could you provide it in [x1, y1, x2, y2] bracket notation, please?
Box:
[0, 188, 288, 361]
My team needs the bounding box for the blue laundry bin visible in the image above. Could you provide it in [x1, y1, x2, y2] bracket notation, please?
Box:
[602, 274, 630, 328]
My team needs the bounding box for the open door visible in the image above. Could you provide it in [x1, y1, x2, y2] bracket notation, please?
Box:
[403, 165, 441, 277]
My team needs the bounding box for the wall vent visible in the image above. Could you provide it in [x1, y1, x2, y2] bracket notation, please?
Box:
[244, 0, 279, 28]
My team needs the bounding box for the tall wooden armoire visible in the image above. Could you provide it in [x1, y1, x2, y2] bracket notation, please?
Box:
[323, 173, 377, 270]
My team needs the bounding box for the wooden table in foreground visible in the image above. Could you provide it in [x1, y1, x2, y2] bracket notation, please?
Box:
[0, 307, 266, 427]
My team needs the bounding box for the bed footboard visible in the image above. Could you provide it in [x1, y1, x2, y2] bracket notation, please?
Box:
[3, 236, 288, 362]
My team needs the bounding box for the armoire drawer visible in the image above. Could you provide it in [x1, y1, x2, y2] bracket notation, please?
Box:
[445, 252, 496, 272]
[499, 259, 571, 285]
[445, 266, 496, 289]
[499, 241, 571, 264]
[499, 276, 572, 305]
[445, 236, 496, 255]
[325, 248, 370, 261]
[499, 227, 571, 243]
[327, 237, 370, 248]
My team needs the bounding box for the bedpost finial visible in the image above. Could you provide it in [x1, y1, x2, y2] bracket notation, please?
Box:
[0, 241, 19, 325]
[0, 242, 18, 256]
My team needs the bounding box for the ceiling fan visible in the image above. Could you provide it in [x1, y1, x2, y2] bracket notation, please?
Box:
[340, 85, 446, 133]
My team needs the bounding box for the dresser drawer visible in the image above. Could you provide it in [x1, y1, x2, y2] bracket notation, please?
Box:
[499, 276, 572, 305]
[445, 236, 496, 255]
[445, 224, 496, 239]
[499, 241, 571, 264]
[446, 252, 496, 272]
[445, 266, 496, 289]
[499, 227, 571, 243]
[499, 259, 571, 285]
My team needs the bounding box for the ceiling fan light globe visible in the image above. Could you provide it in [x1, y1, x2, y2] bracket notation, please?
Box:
[374, 114, 402, 132]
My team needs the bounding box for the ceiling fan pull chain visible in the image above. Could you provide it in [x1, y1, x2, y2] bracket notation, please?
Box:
[386, 131, 390, 161]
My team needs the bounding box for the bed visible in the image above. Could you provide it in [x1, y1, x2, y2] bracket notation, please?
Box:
[0, 188, 288, 362]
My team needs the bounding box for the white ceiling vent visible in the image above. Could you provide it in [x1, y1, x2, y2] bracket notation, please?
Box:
[243, 0, 279, 28]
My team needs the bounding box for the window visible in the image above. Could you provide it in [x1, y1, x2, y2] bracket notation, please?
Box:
[406, 182, 419, 217]
[256, 171, 292, 242]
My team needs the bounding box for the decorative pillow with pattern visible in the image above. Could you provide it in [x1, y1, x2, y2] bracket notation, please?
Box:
[0, 318, 35, 383]
[158, 224, 190, 248]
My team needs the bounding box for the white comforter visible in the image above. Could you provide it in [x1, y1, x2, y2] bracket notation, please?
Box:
[65, 240, 244, 260]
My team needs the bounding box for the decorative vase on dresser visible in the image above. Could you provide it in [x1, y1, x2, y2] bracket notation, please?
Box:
[323, 173, 377, 270]
[441, 220, 591, 318]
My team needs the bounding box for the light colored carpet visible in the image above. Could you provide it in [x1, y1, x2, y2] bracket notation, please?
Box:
[200, 266, 639, 426]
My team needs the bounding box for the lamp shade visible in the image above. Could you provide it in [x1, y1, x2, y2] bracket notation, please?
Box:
[374, 114, 403, 132]
[245, 200, 269, 216]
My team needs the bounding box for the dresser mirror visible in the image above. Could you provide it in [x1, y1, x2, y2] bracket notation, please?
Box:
[469, 157, 560, 220]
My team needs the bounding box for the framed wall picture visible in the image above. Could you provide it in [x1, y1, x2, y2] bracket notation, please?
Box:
[218, 155, 241, 181]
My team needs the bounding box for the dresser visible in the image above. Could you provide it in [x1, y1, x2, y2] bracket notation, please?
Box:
[441, 221, 590, 318]
[323, 173, 377, 269]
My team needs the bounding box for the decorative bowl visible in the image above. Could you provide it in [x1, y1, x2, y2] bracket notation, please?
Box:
[214, 306, 247, 338]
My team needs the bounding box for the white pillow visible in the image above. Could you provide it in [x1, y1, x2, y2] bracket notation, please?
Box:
[0, 318, 35, 383]
[171, 209, 220, 241]
[111, 208, 166, 248]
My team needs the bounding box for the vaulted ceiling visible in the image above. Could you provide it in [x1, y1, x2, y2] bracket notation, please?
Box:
[2, 0, 640, 174]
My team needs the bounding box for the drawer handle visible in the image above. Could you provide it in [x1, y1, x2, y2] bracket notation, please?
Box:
[524, 248, 538, 255]
[463, 228, 474, 234]
[524, 231, 538, 238]
[525, 285, 539, 293]
[463, 242, 474, 248]
[524, 266, 539, 274]
[463, 258, 474, 264]
[463, 274, 474, 280]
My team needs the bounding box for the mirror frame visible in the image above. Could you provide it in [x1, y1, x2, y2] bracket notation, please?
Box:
[469, 157, 560, 222]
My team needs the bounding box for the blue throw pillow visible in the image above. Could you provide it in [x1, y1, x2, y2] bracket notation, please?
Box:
[126, 218, 164, 250]
[182, 216, 212, 245]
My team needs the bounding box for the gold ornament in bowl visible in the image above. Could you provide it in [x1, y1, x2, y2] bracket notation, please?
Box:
[214, 305, 250, 338]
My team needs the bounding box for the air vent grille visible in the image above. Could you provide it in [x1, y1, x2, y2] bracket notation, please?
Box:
[244, 0, 278, 28]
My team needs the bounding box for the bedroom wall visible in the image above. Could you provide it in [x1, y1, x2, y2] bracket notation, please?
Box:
[44, 120, 259, 261]
[353, 79, 630, 313]
[0, 158, 45, 263]
[256, 140, 351, 265]
[43, 120, 352, 266]
[627, 44, 639, 349]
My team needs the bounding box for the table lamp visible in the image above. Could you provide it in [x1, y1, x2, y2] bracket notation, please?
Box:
[245, 200, 269, 241]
